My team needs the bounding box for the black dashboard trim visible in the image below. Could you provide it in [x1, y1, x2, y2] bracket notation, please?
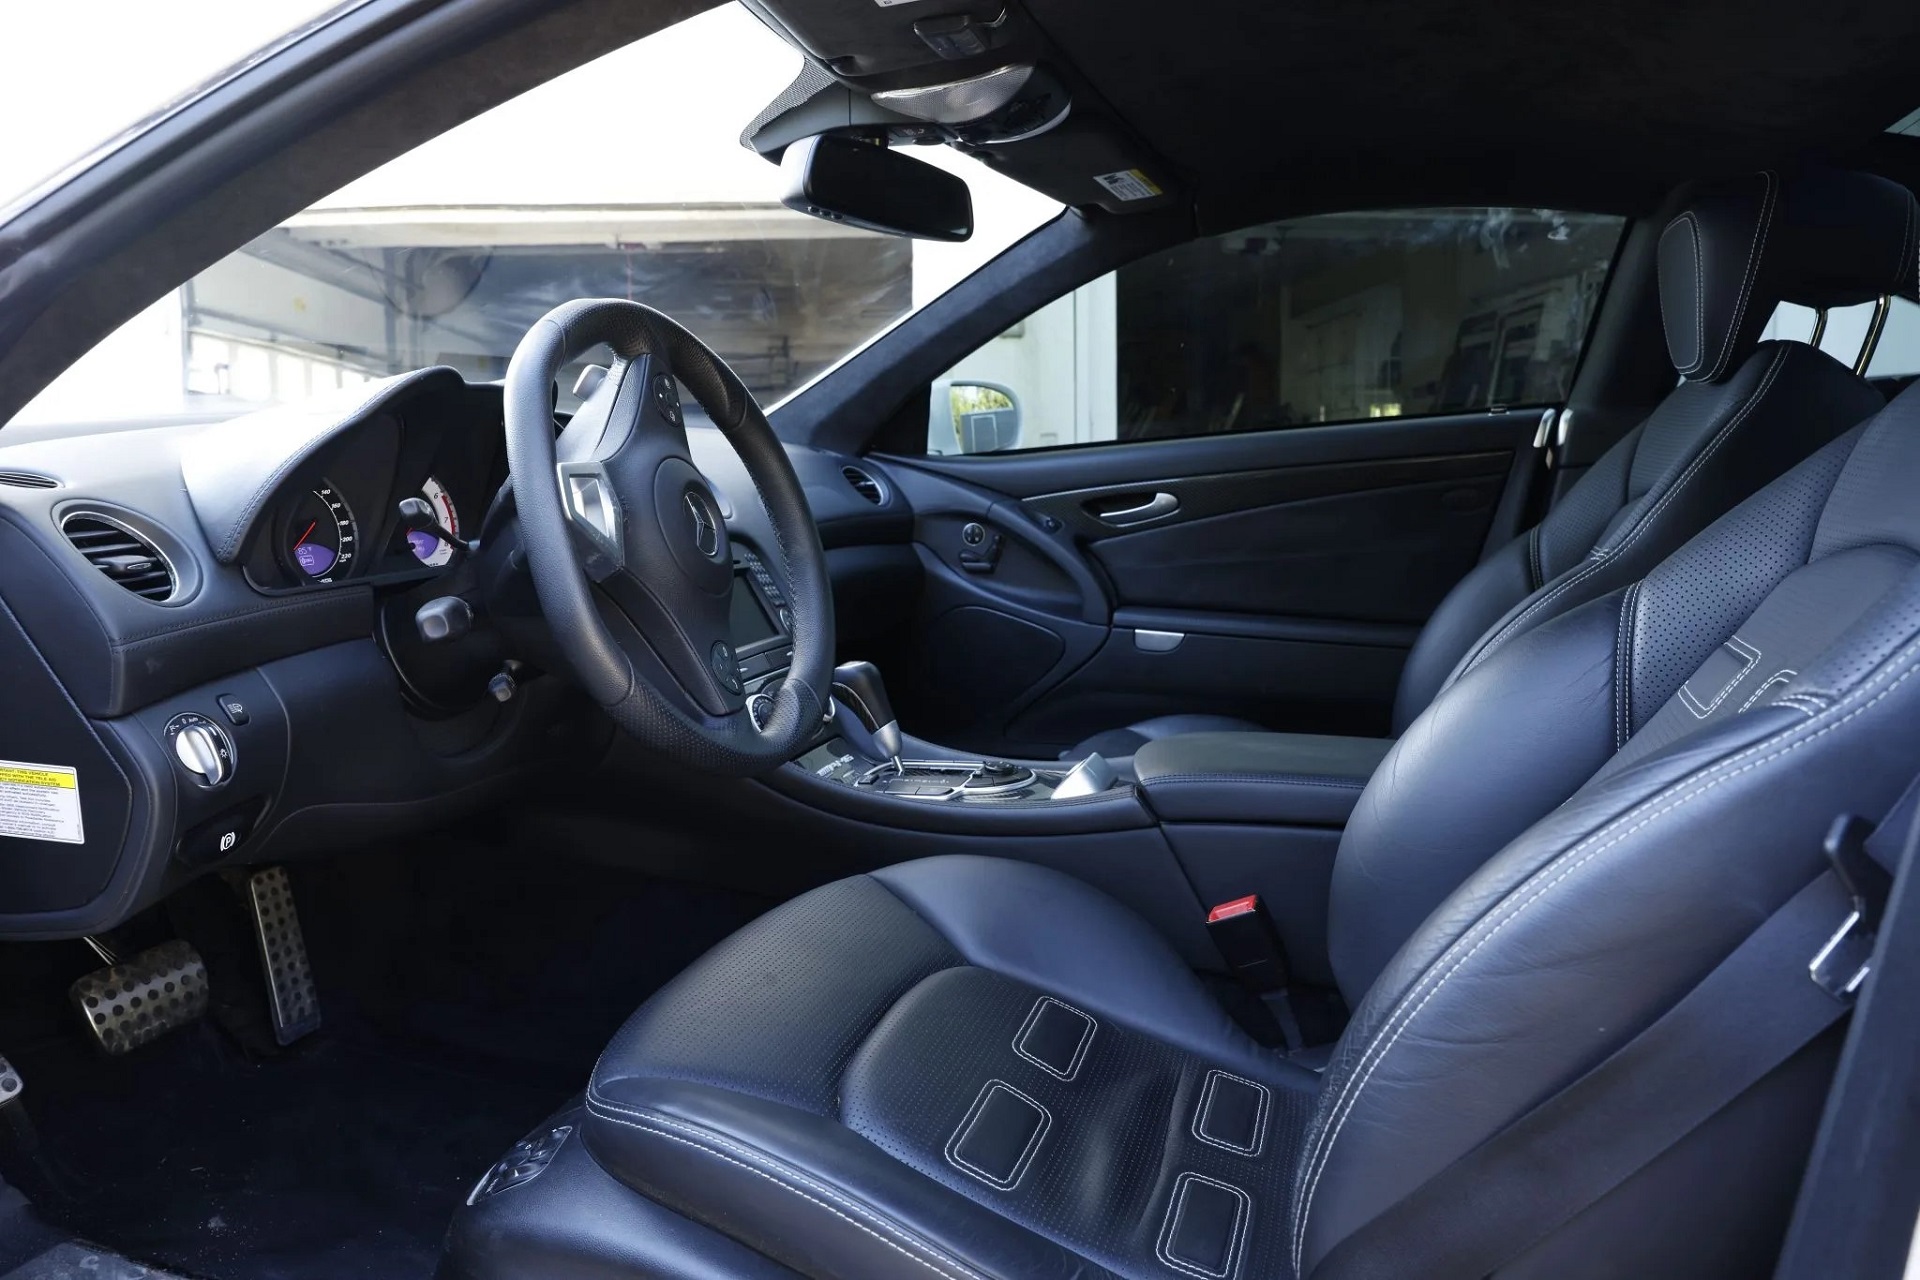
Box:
[180, 365, 464, 565]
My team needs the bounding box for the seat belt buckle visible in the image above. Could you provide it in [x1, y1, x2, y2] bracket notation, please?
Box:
[1206, 894, 1291, 993]
[1811, 815, 1890, 1003]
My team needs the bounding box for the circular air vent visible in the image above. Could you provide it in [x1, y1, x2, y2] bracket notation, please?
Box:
[842, 465, 887, 506]
[61, 514, 178, 602]
[0, 470, 57, 489]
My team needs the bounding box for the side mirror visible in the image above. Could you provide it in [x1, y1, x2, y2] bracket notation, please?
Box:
[932, 380, 1022, 454]
[780, 135, 973, 242]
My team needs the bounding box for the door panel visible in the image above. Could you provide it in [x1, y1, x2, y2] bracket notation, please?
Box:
[1045, 454, 1508, 622]
[877, 409, 1541, 756]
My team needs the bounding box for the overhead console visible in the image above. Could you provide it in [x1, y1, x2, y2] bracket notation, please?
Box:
[737, 0, 1181, 214]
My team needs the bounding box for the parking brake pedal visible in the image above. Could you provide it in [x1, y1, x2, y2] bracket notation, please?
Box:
[69, 940, 210, 1054]
[248, 867, 321, 1046]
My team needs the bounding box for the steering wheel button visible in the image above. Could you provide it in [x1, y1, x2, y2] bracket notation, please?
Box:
[710, 641, 743, 694]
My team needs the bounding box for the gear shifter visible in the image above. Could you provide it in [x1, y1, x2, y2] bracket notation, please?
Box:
[831, 661, 902, 771]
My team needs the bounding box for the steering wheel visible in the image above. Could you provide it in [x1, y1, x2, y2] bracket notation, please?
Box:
[503, 299, 834, 774]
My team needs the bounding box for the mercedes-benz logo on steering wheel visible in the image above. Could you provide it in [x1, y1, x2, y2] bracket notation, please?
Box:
[685, 489, 721, 559]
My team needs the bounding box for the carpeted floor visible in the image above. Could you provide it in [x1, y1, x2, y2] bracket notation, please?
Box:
[0, 834, 773, 1279]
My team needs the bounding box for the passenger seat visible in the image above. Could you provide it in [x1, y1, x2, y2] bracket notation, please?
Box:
[1069, 168, 1917, 760]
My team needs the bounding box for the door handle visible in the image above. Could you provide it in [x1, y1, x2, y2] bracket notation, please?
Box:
[1092, 492, 1179, 527]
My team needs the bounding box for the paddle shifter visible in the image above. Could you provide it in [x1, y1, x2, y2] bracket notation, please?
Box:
[831, 660, 902, 771]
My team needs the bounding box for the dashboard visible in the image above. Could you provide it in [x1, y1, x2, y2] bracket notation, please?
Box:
[0, 366, 913, 941]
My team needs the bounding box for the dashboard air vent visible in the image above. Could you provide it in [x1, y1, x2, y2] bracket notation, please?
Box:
[61, 515, 176, 601]
[842, 465, 886, 505]
[0, 470, 57, 489]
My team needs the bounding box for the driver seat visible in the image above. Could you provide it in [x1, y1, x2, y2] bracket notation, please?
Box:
[450, 375, 1920, 1278]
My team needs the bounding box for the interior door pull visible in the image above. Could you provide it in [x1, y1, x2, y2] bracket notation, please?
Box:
[1095, 492, 1179, 526]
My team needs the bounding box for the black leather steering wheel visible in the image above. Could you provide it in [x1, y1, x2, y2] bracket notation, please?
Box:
[503, 299, 834, 774]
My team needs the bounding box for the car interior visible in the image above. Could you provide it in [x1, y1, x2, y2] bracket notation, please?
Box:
[2, 0, 1920, 1277]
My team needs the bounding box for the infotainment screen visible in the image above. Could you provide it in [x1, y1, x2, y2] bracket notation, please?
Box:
[728, 572, 780, 647]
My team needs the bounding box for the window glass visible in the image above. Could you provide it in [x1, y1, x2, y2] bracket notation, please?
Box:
[0, 0, 351, 215]
[12, 4, 1061, 428]
[1763, 297, 1920, 380]
[930, 208, 1624, 454]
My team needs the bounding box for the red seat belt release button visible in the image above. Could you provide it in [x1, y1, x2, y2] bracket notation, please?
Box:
[1206, 894, 1291, 992]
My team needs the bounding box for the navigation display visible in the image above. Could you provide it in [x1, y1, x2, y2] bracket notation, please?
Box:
[728, 573, 780, 647]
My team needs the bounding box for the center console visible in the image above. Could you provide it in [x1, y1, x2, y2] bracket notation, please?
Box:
[792, 741, 1117, 804]
[720, 552, 1384, 986]
[722, 559, 1124, 808]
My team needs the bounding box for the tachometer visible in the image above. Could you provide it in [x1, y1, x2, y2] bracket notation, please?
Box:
[407, 477, 461, 567]
[286, 482, 358, 582]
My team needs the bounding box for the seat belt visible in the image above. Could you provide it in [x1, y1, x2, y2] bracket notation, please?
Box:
[1310, 793, 1916, 1280]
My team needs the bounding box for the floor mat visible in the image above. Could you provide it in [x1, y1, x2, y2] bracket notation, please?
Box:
[6, 1025, 565, 1280]
[3, 1242, 192, 1279]
[0, 836, 774, 1280]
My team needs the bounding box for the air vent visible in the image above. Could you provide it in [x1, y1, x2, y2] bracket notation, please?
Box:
[0, 470, 57, 489]
[842, 465, 886, 505]
[61, 515, 176, 602]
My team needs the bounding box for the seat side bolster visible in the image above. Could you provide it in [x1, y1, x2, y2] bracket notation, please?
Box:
[1444, 343, 1883, 696]
[1390, 533, 1538, 732]
[870, 855, 1303, 1089]
[585, 1077, 1115, 1280]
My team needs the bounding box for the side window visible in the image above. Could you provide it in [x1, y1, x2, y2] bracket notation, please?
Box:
[929, 208, 1625, 454]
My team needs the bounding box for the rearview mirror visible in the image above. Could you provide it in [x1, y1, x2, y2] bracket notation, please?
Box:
[780, 135, 973, 242]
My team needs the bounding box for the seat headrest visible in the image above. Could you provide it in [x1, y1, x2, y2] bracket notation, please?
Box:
[1658, 170, 1919, 382]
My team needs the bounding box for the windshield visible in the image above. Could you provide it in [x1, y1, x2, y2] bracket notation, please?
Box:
[10, 5, 1062, 428]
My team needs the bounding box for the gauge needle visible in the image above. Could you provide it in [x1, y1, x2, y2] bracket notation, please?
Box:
[294, 520, 318, 548]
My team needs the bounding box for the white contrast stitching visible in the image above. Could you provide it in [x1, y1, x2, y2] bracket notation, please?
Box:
[1456, 346, 1790, 681]
[584, 1095, 988, 1280]
[944, 1080, 1050, 1191]
[1614, 584, 1640, 750]
[1156, 1172, 1251, 1280]
[1191, 1069, 1271, 1158]
[1738, 669, 1797, 715]
[1677, 635, 1762, 718]
[1292, 625, 1920, 1273]
[1012, 997, 1097, 1082]
[1706, 171, 1778, 382]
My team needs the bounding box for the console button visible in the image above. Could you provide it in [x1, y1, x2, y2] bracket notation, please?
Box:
[216, 694, 250, 726]
[177, 802, 261, 867]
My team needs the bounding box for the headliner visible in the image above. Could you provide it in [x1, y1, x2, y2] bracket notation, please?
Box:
[1017, 0, 1920, 220]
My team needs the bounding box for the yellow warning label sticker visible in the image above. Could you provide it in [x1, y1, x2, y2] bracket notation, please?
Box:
[1092, 168, 1164, 202]
[0, 759, 83, 844]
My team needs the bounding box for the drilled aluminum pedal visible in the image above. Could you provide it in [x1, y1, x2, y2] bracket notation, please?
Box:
[249, 867, 320, 1046]
[69, 940, 209, 1054]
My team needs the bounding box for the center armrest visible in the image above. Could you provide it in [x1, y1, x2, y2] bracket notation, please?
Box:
[1132, 731, 1393, 826]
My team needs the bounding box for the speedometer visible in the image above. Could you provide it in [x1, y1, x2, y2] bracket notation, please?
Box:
[286, 482, 357, 582]
[408, 477, 461, 567]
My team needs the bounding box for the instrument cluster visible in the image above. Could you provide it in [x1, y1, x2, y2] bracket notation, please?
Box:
[242, 386, 504, 594]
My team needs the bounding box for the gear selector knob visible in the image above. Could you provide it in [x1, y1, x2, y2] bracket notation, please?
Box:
[831, 661, 902, 766]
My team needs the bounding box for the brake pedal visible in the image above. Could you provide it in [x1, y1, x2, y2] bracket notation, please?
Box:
[69, 940, 209, 1054]
[248, 867, 320, 1046]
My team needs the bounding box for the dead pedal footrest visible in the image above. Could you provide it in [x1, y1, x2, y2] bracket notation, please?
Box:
[249, 867, 321, 1046]
[69, 940, 209, 1054]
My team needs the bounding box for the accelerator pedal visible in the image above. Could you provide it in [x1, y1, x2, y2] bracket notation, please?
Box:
[68, 941, 209, 1054]
[247, 867, 320, 1046]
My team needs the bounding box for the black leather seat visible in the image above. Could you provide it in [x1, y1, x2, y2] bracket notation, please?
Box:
[455, 387, 1920, 1278]
[1069, 169, 1911, 761]
[444, 180, 1920, 1279]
